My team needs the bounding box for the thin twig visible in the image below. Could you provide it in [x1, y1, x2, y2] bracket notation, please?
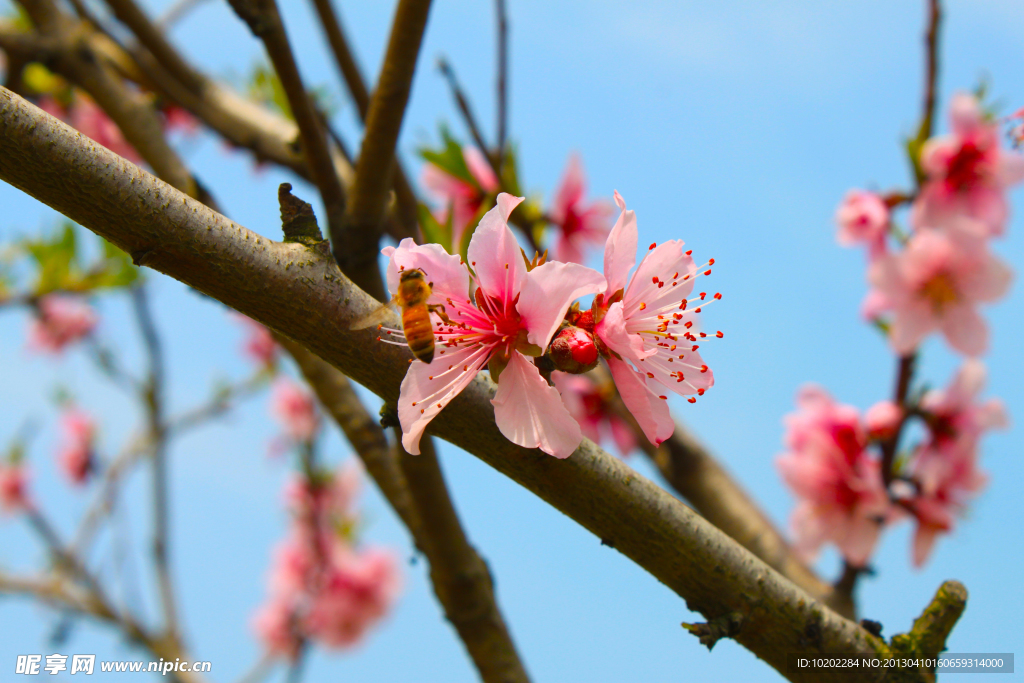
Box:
[881, 353, 917, 489]
[226, 0, 348, 247]
[130, 285, 179, 641]
[157, 0, 212, 29]
[103, 0, 204, 93]
[343, 0, 434, 300]
[494, 0, 508, 173]
[438, 57, 495, 174]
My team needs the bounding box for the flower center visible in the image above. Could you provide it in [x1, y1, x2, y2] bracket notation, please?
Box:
[920, 273, 958, 312]
[944, 138, 991, 193]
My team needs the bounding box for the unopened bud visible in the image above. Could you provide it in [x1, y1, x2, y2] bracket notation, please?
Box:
[865, 400, 902, 441]
[548, 325, 599, 374]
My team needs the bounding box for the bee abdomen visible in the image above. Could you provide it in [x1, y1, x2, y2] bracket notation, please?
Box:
[403, 305, 435, 364]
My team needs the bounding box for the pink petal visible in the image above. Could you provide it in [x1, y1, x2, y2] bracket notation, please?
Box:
[550, 154, 585, 223]
[949, 93, 983, 136]
[595, 301, 650, 362]
[607, 356, 674, 446]
[490, 352, 582, 458]
[958, 253, 1012, 303]
[467, 194, 526, 301]
[912, 524, 941, 568]
[383, 238, 470, 305]
[889, 301, 935, 354]
[997, 150, 1024, 186]
[463, 147, 499, 192]
[609, 416, 637, 456]
[940, 304, 988, 357]
[398, 344, 490, 454]
[602, 191, 638, 295]
[518, 261, 606, 348]
[838, 515, 881, 568]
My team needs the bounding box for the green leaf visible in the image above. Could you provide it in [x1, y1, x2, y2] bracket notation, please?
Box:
[418, 125, 477, 187]
[249, 62, 293, 120]
[416, 202, 453, 252]
[24, 222, 77, 294]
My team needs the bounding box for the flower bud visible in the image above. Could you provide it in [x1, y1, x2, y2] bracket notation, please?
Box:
[865, 400, 902, 441]
[547, 325, 599, 374]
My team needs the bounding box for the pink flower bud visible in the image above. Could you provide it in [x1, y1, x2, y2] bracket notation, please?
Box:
[0, 465, 30, 513]
[28, 295, 97, 353]
[548, 325, 599, 374]
[865, 401, 902, 441]
[270, 378, 320, 443]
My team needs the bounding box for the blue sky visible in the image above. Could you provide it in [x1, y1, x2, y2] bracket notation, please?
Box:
[1, 0, 1023, 681]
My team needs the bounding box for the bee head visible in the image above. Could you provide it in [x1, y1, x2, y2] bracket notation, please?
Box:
[398, 267, 427, 283]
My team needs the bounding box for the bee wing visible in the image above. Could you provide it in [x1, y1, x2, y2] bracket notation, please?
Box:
[349, 298, 399, 330]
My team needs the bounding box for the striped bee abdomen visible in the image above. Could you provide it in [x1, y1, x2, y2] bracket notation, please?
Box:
[402, 303, 435, 364]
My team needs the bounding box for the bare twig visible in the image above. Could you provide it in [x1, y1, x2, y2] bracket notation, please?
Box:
[0, 91, 957, 680]
[104, 0, 204, 93]
[881, 353, 917, 489]
[157, 0, 212, 29]
[917, 0, 942, 148]
[343, 0, 434, 300]
[438, 57, 494, 173]
[129, 286, 180, 641]
[494, 0, 508, 171]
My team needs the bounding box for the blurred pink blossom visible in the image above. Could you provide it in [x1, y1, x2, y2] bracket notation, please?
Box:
[905, 360, 1007, 566]
[0, 464, 30, 513]
[552, 372, 636, 456]
[252, 597, 301, 659]
[421, 146, 499, 244]
[776, 386, 890, 567]
[386, 194, 605, 459]
[592, 192, 715, 446]
[270, 378, 320, 443]
[39, 95, 142, 164]
[864, 401, 902, 442]
[867, 229, 1011, 356]
[57, 409, 96, 486]
[547, 155, 614, 264]
[912, 93, 1024, 237]
[835, 190, 890, 256]
[161, 105, 201, 136]
[28, 295, 98, 353]
[234, 313, 277, 366]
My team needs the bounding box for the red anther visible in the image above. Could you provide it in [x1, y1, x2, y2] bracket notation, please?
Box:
[700, 364, 708, 373]
[714, 292, 722, 300]
[412, 402, 417, 406]
[679, 300, 687, 310]
[504, 263, 509, 269]
[399, 265, 405, 270]
[376, 336, 381, 341]
[697, 388, 705, 396]
[685, 249, 692, 256]
[677, 377, 684, 382]
[448, 365, 453, 370]
[692, 345, 699, 351]
[683, 274, 691, 281]
[688, 397, 697, 403]
[695, 307, 702, 313]
[685, 321, 693, 328]
[670, 345, 677, 351]
[437, 403, 442, 408]
[716, 331, 724, 338]
[704, 269, 712, 276]
[699, 292, 707, 300]
[428, 376, 434, 380]
[659, 395, 667, 400]
[658, 281, 664, 288]
[649, 242, 657, 250]
[463, 365, 469, 371]
[673, 272, 679, 279]
[646, 372, 654, 379]
[657, 314, 664, 320]
[420, 408, 425, 413]
[699, 332, 707, 338]
[652, 276, 659, 284]
[639, 302, 647, 310]
[471, 261, 476, 265]
[709, 258, 716, 265]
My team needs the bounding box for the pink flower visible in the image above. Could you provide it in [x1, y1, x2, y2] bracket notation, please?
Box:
[867, 229, 1011, 356]
[28, 295, 98, 353]
[252, 597, 302, 659]
[383, 194, 607, 459]
[161, 105, 201, 136]
[590, 192, 716, 446]
[835, 190, 890, 256]
[552, 372, 637, 457]
[547, 155, 614, 264]
[57, 409, 96, 486]
[421, 146, 499, 244]
[304, 546, 401, 648]
[912, 93, 1024, 237]
[234, 313, 277, 366]
[0, 464, 30, 513]
[270, 378, 320, 443]
[776, 386, 890, 567]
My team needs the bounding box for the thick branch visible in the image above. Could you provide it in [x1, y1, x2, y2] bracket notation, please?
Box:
[343, 0, 433, 298]
[0, 89, 949, 681]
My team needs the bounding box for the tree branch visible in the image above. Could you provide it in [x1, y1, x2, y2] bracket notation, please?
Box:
[343, 0, 433, 300]
[0, 89, 955, 680]
[494, 0, 508, 171]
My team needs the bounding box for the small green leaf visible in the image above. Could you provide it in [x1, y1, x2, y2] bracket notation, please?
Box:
[416, 203, 452, 252]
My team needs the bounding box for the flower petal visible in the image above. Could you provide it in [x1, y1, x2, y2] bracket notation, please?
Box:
[940, 304, 988, 357]
[889, 301, 935, 354]
[467, 194, 526, 302]
[607, 356, 674, 446]
[491, 352, 582, 458]
[550, 154, 585, 224]
[398, 344, 490, 454]
[384, 238, 470, 305]
[958, 252, 1012, 303]
[595, 301, 651, 362]
[518, 261, 606, 348]
[602, 191, 638, 294]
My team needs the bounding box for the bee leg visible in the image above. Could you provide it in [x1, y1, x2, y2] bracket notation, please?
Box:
[427, 304, 452, 325]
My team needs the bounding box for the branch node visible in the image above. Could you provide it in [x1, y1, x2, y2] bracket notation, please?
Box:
[131, 247, 156, 267]
[890, 580, 967, 659]
[681, 611, 744, 651]
[379, 402, 399, 430]
[278, 183, 324, 245]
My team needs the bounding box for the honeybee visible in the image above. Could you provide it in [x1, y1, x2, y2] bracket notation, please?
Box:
[350, 268, 448, 364]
